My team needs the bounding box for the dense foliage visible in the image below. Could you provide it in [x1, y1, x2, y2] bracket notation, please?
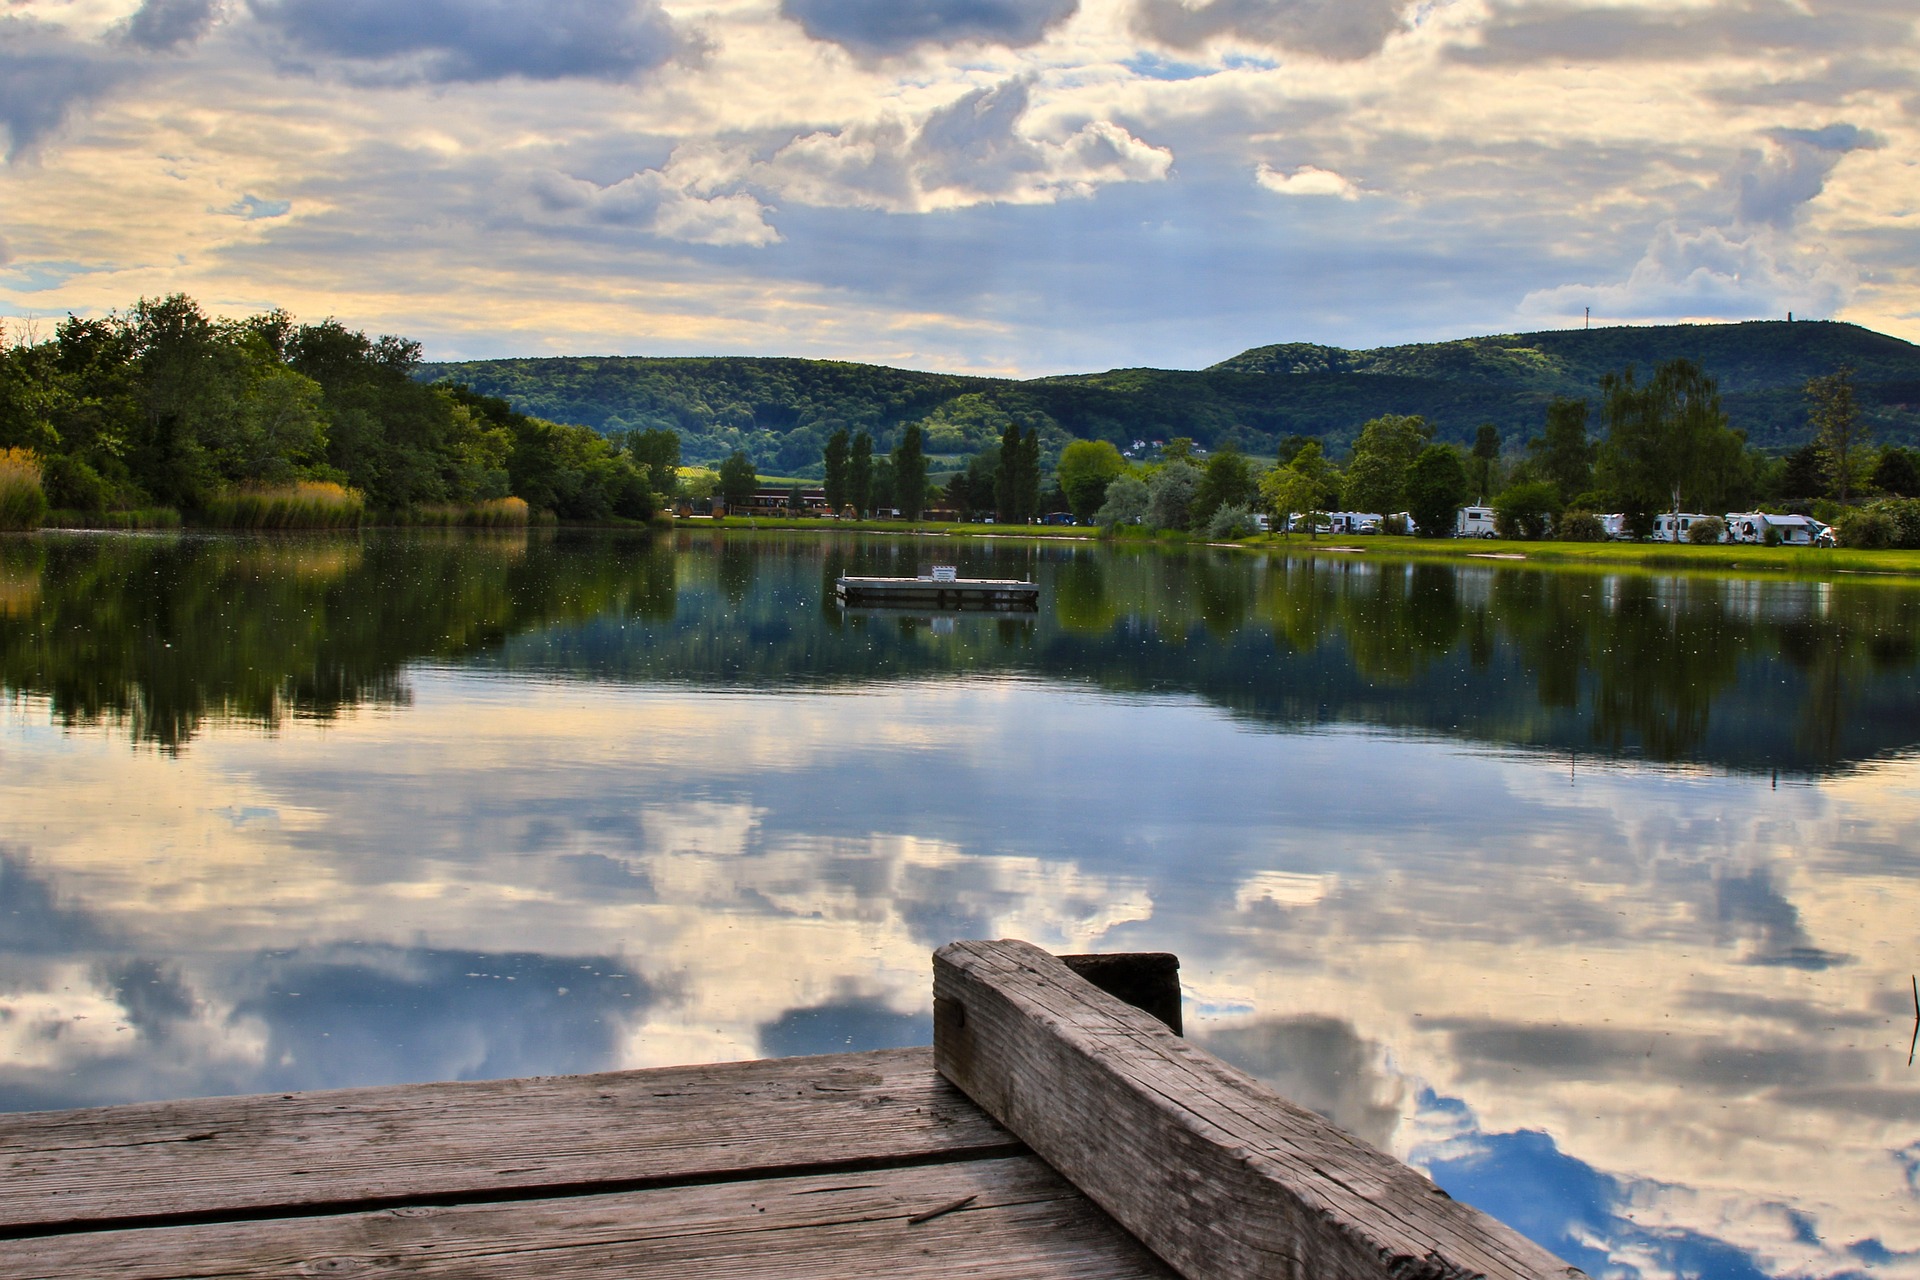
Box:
[427, 320, 1920, 473]
[0, 296, 655, 524]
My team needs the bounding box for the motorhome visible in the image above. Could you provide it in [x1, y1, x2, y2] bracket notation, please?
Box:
[1328, 511, 1383, 535]
[1723, 512, 1831, 546]
[1454, 506, 1497, 538]
[1650, 512, 1716, 543]
[1599, 513, 1631, 540]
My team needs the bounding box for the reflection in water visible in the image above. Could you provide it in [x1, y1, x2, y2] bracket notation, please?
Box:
[2, 531, 1918, 1279]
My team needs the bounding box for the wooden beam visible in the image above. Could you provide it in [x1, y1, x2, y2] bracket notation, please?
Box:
[934, 940, 1585, 1280]
[0, 1048, 1013, 1236]
[0, 1155, 1177, 1280]
[1059, 952, 1182, 1034]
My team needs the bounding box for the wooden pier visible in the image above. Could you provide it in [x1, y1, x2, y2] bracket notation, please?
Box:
[835, 570, 1039, 611]
[0, 941, 1581, 1280]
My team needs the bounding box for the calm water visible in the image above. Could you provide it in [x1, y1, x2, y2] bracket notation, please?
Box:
[2, 529, 1917, 1278]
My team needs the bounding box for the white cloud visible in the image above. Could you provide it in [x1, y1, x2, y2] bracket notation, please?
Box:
[1254, 162, 1360, 200]
[530, 145, 781, 247]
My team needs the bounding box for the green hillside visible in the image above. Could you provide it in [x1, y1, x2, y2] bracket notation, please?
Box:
[424, 320, 1920, 472]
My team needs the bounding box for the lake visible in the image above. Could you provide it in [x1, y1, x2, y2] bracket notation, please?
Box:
[1, 529, 1916, 1278]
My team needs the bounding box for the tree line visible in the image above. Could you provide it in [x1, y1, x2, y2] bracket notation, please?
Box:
[0, 295, 664, 527]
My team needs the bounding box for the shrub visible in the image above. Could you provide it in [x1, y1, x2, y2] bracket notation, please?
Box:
[201, 481, 365, 530]
[1206, 503, 1258, 540]
[1492, 480, 1558, 540]
[0, 448, 49, 532]
[1687, 515, 1726, 545]
[39, 455, 108, 513]
[1557, 510, 1607, 542]
[1835, 507, 1895, 549]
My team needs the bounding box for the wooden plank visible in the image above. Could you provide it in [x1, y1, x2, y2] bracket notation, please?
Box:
[1, 1154, 1178, 1280]
[1059, 952, 1182, 1035]
[0, 1048, 1016, 1236]
[934, 940, 1585, 1280]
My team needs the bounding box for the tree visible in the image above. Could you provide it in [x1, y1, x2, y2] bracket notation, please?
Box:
[1342, 414, 1432, 513]
[1146, 460, 1199, 529]
[995, 422, 1040, 523]
[1404, 444, 1469, 538]
[1471, 423, 1501, 501]
[1259, 466, 1323, 539]
[1872, 446, 1920, 498]
[1161, 437, 1195, 464]
[891, 423, 927, 520]
[1493, 480, 1558, 540]
[1094, 473, 1148, 526]
[849, 431, 873, 516]
[1056, 439, 1125, 521]
[1596, 359, 1748, 538]
[1808, 366, 1867, 506]
[626, 427, 681, 496]
[944, 445, 999, 518]
[1190, 447, 1259, 529]
[822, 427, 850, 513]
[1527, 399, 1592, 503]
[718, 449, 757, 510]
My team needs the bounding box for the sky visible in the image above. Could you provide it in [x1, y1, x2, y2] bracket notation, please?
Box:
[0, 0, 1916, 375]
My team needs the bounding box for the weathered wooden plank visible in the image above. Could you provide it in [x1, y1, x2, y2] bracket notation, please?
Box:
[0, 1048, 1015, 1235]
[934, 940, 1585, 1280]
[1, 1154, 1178, 1280]
[1059, 952, 1182, 1035]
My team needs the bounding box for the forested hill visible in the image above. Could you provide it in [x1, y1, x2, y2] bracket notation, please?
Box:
[424, 320, 1920, 472]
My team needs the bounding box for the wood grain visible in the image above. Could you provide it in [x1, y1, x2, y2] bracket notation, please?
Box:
[934, 939, 1586, 1280]
[1, 1154, 1177, 1280]
[0, 1048, 1015, 1235]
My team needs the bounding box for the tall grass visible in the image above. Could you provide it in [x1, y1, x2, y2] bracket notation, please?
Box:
[201, 481, 365, 530]
[0, 448, 49, 532]
[406, 496, 532, 528]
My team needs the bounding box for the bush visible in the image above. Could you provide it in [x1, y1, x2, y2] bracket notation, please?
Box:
[201, 481, 365, 530]
[0, 448, 49, 532]
[1381, 513, 1411, 536]
[39, 455, 108, 513]
[1687, 515, 1726, 545]
[1557, 510, 1607, 542]
[1492, 480, 1558, 540]
[1206, 503, 1259, 540]
[1835, 507, 1895, 549]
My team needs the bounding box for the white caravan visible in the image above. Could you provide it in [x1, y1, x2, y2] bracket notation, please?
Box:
[1454, 506, 1497, 538]
[1651, 512, 1716, 543]
[1723, 513, 1831, 546]
[1328, 511, 1384, 535]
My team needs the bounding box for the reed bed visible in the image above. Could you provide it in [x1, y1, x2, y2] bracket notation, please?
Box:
[406, 496, 532, 528]
[0, 449, 49, 532]
[42, 508, 183, 530]
[201, 481, 366, 530]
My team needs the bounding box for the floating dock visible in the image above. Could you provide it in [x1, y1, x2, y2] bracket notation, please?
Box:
[836, 567, 1039, 611]
[0, 941, 1580, 1280]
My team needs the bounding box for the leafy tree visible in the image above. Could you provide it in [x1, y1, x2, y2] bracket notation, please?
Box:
[1146, 460, 1199, 529]
[849, 431, 873, 516]
[822, 427, 850, 512]
[1527, 398, 1593, 502]
[1056, 439, 1125, 521]
[994, 421, 1042, 523]
[1094, 473, 1148, 526]
[1190, 446, 1259, 529]
[718, 449, 758, 509]
[891, 423, 927, 520]
[1493, 480, 1558, 540]
[1872, 446, 1919, 498]
[1341, 414, 1432, 513]
[1404, 444, 1468, 537]
[1471, 422, 1501, 500]
[1808, 366, 1867, 506]
[1779, 441, 1826, 500]
[1596, 359, 1748, 538]
[943, 445, 999, 518]
[625, 427, 681, 496]
[1161, 437, 1195, 464]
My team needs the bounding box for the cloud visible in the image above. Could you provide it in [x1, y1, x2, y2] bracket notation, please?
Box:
[1131, 0, 1414, 61]
[758, 76, 1173, 213]
[780, 0, 1077, 56]
[1519, 124, 1881, 325]
[118, 0, 221, 52]
[1735, 123, 1882, 229]
[0, 19, 138, 162]
[246, 0, 690, 84]
[220, 193, 292, 220]
[1448, 0, 1917, 66]
[1255, 162, 1360, 200]
[530, 145, 781, 247]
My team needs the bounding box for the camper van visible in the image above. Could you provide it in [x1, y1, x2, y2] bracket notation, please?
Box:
[1651, 512, 1716, 543]
[1454, 506, 1497, 538]
[1723, 513, 1831, 546]
[1328, 511, 1383, 535]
